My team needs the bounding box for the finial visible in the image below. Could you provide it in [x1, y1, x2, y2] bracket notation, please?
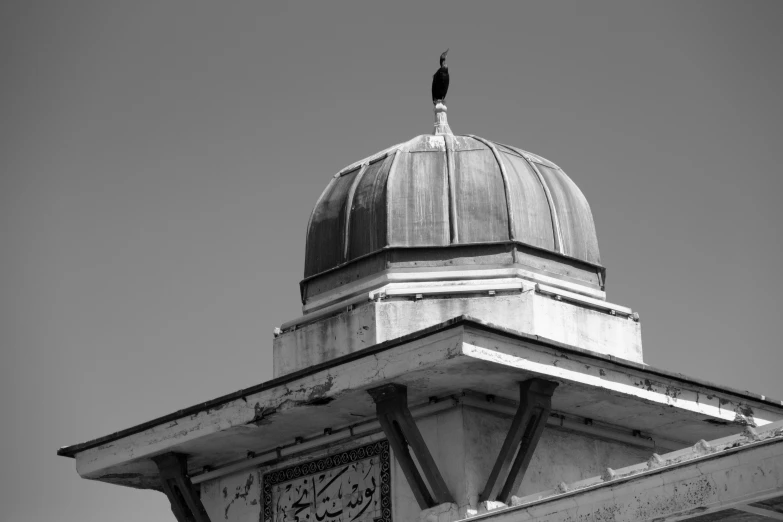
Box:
[433, 102, 453, 135]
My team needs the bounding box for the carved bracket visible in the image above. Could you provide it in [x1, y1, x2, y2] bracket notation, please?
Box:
[480, 378, 559, 504]
[367, 383, 454, 509]
[153, 452, 211, 522]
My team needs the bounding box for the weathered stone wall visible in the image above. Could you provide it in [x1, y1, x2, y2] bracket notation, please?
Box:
[199, 406, 651, 522]
[405, 406, 651, 519]
[201, 468, 261, 522]
[462, 408, 651, 502]
[273, 291, 642, 378]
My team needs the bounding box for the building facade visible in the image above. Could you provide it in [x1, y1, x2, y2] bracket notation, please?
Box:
[58, 105, 783, 522]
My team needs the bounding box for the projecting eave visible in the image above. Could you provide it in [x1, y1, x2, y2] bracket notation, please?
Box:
[58, 316, 783, 491]
[473, 419, 783, 522]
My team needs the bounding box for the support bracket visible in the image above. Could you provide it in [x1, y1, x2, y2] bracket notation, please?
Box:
[480, 378, 559, 504]
[153, 452, 211, 522]
[368, 383, 454, 509]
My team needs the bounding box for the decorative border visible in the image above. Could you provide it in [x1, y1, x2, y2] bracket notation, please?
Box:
[262, 440, 391, 522]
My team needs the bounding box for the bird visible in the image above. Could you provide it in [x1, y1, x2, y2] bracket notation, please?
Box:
[431, 49, 450, 104]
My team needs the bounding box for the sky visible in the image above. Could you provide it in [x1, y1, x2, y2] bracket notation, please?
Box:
[1, 1, 782, 521]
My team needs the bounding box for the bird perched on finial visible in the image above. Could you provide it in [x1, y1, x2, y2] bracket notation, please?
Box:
[431, 49, 449, 104]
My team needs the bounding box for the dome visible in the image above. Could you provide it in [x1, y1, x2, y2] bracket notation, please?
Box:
[302, 132, 604, 306]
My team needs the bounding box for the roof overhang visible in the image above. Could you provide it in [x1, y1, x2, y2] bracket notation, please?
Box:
[473, 419, 783, 522]
[58, 316, 783, 491]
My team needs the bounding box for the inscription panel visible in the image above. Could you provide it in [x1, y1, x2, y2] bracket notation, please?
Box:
[263, 441, 391, 522]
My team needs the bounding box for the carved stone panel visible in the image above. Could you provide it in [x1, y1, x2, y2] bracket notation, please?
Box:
[263, 441, 391, 522]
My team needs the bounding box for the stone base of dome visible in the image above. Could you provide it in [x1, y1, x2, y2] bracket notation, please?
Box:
[301, 242, 606, 310]
[273, 278, 643, 379]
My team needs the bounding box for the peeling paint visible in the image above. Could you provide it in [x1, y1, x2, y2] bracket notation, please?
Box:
[664, 385, 681, 400]
[224, 473, 255, 520]
[249, 403, 278, 426]
[733, 404, 757, 427]
[305, 396, 335, 406]
[307, 374, 335, 401]
[445, 342, 461, 360]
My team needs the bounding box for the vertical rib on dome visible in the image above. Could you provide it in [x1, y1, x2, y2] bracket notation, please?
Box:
[342, 163, 369, 261]
[494, 142, 600, 264]
[496, 143, 564, 254]
[443, 135, 458, 242]
[448, 136, 509, 243]
[535, 163, 601, 264]
[467, 136, 515, 242]
[387, 136, 450, 247]
[495, 147, 556, 252]
[348, 153, 396, 261]
[305, 169, 357, 275]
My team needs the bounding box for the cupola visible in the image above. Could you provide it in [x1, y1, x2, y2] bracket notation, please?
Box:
[276, 106, 641, 377]
[302, 106, 604, 312]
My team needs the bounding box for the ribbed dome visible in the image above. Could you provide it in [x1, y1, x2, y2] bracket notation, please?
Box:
[302, 133, 603, 303]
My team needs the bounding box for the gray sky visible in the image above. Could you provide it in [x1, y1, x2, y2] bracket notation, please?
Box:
[2, 1, 782, 521]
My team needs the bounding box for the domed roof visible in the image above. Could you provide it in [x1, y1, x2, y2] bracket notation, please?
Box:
[302, 132, 603, 304]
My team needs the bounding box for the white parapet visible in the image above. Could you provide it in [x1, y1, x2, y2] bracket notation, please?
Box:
[274, 278, 642, 378]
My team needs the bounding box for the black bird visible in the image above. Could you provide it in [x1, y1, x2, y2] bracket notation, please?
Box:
[431, 49, 450, 104]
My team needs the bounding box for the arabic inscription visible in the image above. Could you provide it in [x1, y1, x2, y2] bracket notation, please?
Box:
[263, 441, 391, 522]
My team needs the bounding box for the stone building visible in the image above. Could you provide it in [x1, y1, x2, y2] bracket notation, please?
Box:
[58, 105, 783, 522]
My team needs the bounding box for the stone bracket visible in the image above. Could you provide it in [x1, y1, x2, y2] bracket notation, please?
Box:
[368, 383, 455, 509]
[153, 452, 211, 522]
[480, 378, 559, 504]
